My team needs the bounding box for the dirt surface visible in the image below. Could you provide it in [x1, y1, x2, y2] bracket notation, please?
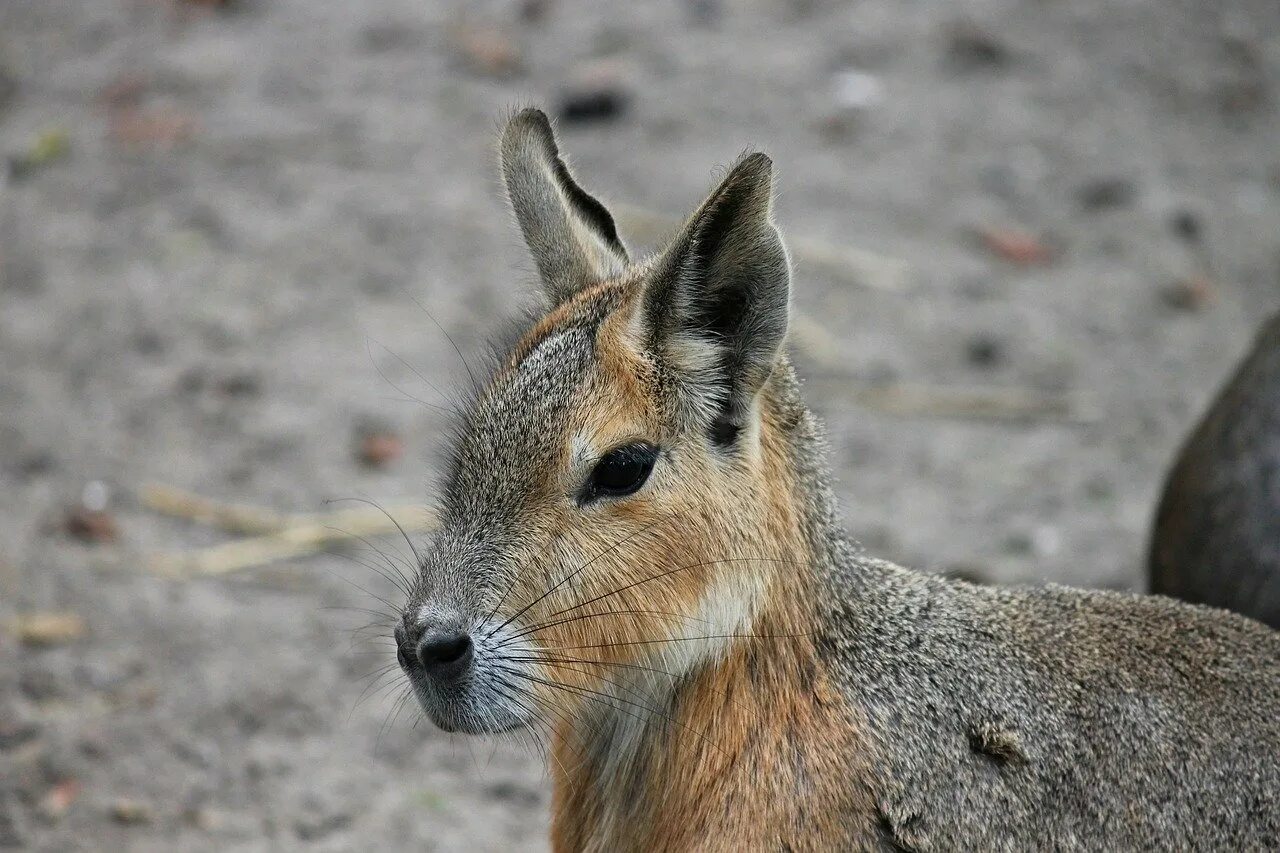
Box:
[1, 0, 1277, 849]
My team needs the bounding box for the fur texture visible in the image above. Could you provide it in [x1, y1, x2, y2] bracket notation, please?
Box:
[398, 109, 1280, 851]
[1150, 311, 1280, 628]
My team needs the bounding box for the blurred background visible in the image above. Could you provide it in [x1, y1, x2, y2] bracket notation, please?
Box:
[1, 0, 1277, 849]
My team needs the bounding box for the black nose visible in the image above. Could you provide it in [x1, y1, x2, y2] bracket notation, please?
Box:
[416, 631, 473, 680]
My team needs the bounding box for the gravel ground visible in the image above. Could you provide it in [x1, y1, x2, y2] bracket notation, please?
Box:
[1, 0, 1278, 849]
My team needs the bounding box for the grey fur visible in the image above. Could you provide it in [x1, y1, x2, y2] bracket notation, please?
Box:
[642, 152, 792, 437]
[402, 110, 1280, 848]
[500, 108, 629, 306]
[1150, 311, 1280, 628]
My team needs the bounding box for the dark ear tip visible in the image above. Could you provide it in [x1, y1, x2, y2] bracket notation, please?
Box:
[736, 152, 773, 178]
[501, 107, 557, 158]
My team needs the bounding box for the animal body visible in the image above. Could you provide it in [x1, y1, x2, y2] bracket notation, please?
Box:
[1150, 312, 1280, 629]
[395, 108, 1280, 851]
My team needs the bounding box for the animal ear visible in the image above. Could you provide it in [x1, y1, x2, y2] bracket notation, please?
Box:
[639, 153, 790, 446]
[499, 108, 629, 305]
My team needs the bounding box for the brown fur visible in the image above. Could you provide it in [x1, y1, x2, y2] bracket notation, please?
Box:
[398, 110, 1280, 851]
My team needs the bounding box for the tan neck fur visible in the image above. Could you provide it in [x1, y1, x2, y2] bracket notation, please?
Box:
[547, 386, 877, 851]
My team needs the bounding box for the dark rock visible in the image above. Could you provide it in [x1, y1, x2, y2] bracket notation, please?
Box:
[0, 721, 40, 751]
[1160, 276, 1215, 311]
[965, 335, 1004, 368]
[558, 89, 629, 124]
[946, 22, 1010, 72]
[484, 780, 541, 806]
[216, 372, 261, 398]
[1170, 209, 1201, 243]
[1076, 177, 1136, 211]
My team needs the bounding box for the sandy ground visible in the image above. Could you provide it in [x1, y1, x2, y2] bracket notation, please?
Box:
[1, 0, 1278, 849]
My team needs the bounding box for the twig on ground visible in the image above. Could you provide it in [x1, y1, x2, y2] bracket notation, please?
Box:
[143, 486, 436, 576]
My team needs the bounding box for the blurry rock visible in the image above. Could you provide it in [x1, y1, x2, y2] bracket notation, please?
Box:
[81, 480, 109, 512]
[37, 780, 80, 822]
[965, 334, 1004, 368]
[65, 508, 119, 544]
[1160, 275, 1215, 311]
[558, 88, 629, 124]
[484, 780, 541, 806]
[1076, 177, 1135, 211]
[110, 799, 153, 825]
[945, 22, 1010, 71]
[7, 128, 70, 181]
[11, 612, 86, 647]
[1169, 209, 1201, 244]
[686, 0, 720, 25]
[454, 26, 521, 78]
[109, 106, 197, 151]
[0, 720, 39, 751]
[977, 227, 1054, 267]
[14, 450, 56, 480]
[831, 69, 885, 112]
[519, 0, 552, 23]
[216, 372, 261, 398]
[357, 427, 404, 469]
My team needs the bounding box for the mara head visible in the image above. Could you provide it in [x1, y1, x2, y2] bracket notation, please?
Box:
[396, 108, 818, 737]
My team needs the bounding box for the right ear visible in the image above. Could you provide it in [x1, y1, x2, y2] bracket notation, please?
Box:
[499, 108, 629, 305]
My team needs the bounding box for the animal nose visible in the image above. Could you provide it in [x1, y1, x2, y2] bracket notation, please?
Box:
[416, 631, 473, 680]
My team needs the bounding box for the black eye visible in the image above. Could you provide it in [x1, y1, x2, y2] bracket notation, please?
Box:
[584, 442, 658, 502]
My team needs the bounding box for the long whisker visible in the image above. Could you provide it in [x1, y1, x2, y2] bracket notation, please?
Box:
[501, 607, 711, 646]
[324, 495, 424, 569]
[500, 667, 726, 758]
[541, 631, 811, 654]
[410, 295, 480, 392]
[527, 556, 802, 629]
[485, 511, 678, 642]
[365, 337, 459, 417]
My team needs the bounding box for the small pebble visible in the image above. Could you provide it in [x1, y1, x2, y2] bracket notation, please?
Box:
[216, 372, 261, 398]
[38, 780, 80, 822]
[520, 0, 551, 22]
[558, 89, 629, 124]
[946, 22, 1010, 71]
[64, 508, 119, 544]
[978, 227, 1054, 267]
[831, 69, 885, 112]
[81, 481, 110, 513]
[358, 429, 404, 469]
[965, 335, 1004, 368]
[1170, 209, 1201, 243]
[1076, 177, 1135, 211]
[110, 799, 153, 826]
[455, 27, 521, 77]
[1160, 276, 1215, 311]
[0, 720, 40, 751]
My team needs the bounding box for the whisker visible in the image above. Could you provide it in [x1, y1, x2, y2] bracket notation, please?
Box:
[324, 495, 424, 570]
[366, 337, 459, 417]
[501, 607, 711, 646]
[499, 666, 725, 758]
[410, 295, 480, 392]
[485, 511, 678, 643]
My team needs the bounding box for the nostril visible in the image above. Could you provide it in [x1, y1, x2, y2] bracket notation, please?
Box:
[417, 632, 474, 678]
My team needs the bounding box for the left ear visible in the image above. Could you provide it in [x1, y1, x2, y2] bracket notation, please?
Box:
[639, 153, 791, 445]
